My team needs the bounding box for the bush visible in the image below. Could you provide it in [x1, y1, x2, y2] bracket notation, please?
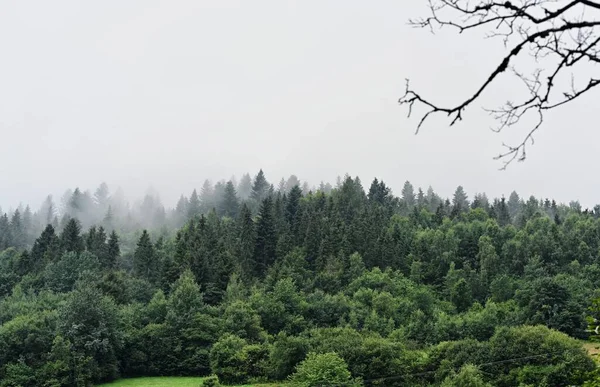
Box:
[209, 334, 248, 385]
[202, 375, 220, 387]
[290, 352, 361, 387]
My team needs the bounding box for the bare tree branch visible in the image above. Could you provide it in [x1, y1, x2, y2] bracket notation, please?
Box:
[400, 0, 600, 167]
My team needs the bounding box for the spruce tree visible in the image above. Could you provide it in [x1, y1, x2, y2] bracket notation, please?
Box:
[0, 213, 10, 249]
[10, 210, 24, 248]
[220, 181, 239, 218]
[60, 218, 84, 254]
[105, 230, 120, 269]
[237, 204, 256, 282]
[451, 186, 469, 216]
[401, 181, 416, 209]
[188, 189, 201, 219]
[497, 197, 511, 226]
[253, 197, 277, 277]
[30, 224, 60, 271]
[250, 169, 269, 204]
[200, 180, 215, 213]
[285, 185, 302, 227]
[134, 230, 157, 282]
[237, 173, 253, 200]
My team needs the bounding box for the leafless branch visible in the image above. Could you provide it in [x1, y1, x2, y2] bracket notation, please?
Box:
[400, 0, 600, 167]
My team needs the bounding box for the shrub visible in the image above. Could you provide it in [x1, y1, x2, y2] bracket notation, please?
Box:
[202, 375, 220, 387]
[290, 352, 360, 387]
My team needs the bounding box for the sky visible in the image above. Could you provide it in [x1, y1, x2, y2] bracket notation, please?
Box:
[0, 1, 597, 210]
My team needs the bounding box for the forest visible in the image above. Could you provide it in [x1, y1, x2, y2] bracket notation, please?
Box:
[2, 170, 600, 386]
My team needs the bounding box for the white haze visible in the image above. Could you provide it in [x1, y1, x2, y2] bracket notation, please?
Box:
[0, 0, 598, 210]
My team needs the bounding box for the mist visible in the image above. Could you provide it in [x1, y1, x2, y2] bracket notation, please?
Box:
[1, 1, 598, 211]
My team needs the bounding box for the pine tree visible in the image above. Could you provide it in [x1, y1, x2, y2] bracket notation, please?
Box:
[60, 218, 84, 254]
[401, 181, 416, 209]
[0, 213, 12, 250]
[237, 173, 253, 200]
[134, 230, 157, 282]
[94, 182, 110, 215]
[451, 186, 469, 217]
[497, 197, 511, 226]
[237, 204, 256, 282]
[188, 189, 201, 219]
[417, 188, 426, 208]
[285, 175, 301, 193]
[285, 185, 302, 226]
[29, 224, 60, 272]
[200, 180, 215, 213]
[23, 205, 33, 245]
[220, 181, 239, 218]
[507, 191, 521, 218]
[251, 169, 270, 204]
[40, 195, 56, 227]
[10, 210, 24, 248]
[106, 230, 120, 269]
[253, 197, 277, 277]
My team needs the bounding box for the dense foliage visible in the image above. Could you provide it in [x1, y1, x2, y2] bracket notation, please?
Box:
[1, 171, 599, 386]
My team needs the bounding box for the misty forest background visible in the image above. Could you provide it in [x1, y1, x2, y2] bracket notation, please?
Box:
[3, 170, 600, 386]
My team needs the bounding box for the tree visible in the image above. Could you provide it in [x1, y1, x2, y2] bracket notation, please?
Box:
[237, 204, 256, 281]
[452, 186, 469, 216]
[58, 282, 121, 384]
[40, 195, 56, 227]
[253, 197, 277, 277]
[106, 230, 120, 269]
[399, 0, 600, 167]
[200, 180, 215, 213]
[401, 180, 416, 209]
[290, 352, 359, 387]
[237, 173, 253, 200]
[220, 181, 239, 218]
[60, 218, 84, 254]
[441, 364, 492, 387]
[188, 189, 201, 219]
[251, 169, 270, 204]
[94, 182, 110, 214]
[133, 230, 157, 283]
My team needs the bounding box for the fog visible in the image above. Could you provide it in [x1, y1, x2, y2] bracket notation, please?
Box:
[1, 0, 598, 210]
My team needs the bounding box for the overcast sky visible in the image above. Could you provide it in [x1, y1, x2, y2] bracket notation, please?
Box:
[0, 1, 597, 210]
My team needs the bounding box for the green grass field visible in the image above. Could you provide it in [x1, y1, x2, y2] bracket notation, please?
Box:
[96, 376, 288, 387]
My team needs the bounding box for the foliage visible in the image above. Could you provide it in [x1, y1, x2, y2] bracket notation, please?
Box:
[1, 171, 600, 386]
[290, 352, 360, 387]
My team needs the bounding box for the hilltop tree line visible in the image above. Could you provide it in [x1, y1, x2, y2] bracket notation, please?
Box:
[1, 171, 600, 386]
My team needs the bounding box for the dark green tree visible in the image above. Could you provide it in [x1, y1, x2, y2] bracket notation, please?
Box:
[133, 230, 158, 283]
[220, 181, 239, 218]
[253, 197, 277, 277]
[60, 218, 84, 254]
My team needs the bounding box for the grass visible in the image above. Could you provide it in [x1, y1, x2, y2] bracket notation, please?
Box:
[97, 377, 205, 387]
[96, 376, 288, 387]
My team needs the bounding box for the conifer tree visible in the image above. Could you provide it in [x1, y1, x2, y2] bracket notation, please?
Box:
[188, 189, 201, 219]
[134, 230, 157, 282]
[30, 224, 60, 272]
[237, 204, 256, 282]
[106, 230, 120, 269]
[401, 181, 416, 209]
[451, 186, 469, 217]
[220, 181, 239, 218]
[253, 197, 277, 277]
[250, 169, 269, 204]
[0, 213, 10, 249]
[497, 197, 511, 226]
[10, 209, 24, 248]
[237, 173, 253, 200]
[200, 180, 215, 213]
[60, 218, 84, 254]
[285, 185, 302, 227]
